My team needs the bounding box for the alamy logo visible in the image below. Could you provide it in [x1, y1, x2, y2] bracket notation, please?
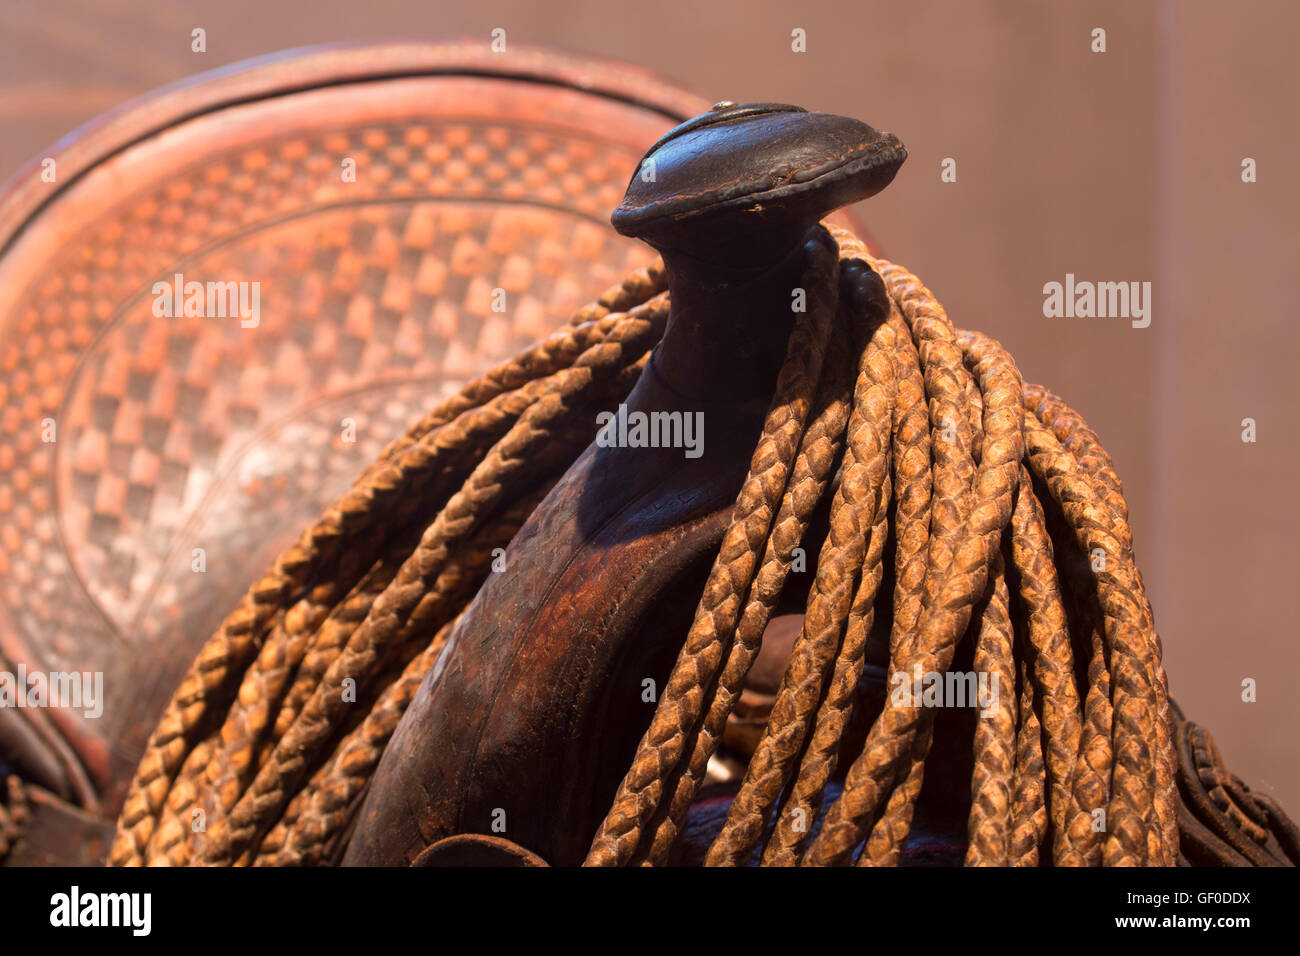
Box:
[152, 272, 261, 327]
[596, 404, 704, 459]
[49, 886, 151, 936]
[1042, 273, 1151, 328]
[0, 665, 102, 718]
[890, 663, 1000, 718]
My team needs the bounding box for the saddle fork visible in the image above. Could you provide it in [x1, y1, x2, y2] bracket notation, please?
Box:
[343, 103, 906, 866]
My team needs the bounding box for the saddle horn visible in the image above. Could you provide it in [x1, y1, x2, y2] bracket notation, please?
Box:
[343, 103, 907, 866]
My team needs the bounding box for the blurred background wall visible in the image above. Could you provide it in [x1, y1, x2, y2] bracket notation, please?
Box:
[2, 0, 1296, 812]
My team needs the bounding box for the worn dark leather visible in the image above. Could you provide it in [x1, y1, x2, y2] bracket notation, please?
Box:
[614, 102, 905, 265]
[346, 358, 774, 865]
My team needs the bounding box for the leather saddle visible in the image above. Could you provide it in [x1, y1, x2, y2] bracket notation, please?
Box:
[0, 43, 1291, 869]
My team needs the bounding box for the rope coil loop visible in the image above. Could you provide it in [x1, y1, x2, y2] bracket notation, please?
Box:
[110, 225, 1288, 867]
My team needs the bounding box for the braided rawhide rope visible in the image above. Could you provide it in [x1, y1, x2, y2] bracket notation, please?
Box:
[0, 772, 29, 860]
[109, 225, 1290, 867]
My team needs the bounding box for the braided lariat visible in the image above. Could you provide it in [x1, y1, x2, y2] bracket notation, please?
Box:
[110, 225, 1185, 866]
[0, 772, 29, 862]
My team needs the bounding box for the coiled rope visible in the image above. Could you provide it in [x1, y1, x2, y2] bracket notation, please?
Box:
[108, 225, 1254, 866]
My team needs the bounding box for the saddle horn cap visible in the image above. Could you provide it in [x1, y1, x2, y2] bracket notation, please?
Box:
[612, 102, 906, 257]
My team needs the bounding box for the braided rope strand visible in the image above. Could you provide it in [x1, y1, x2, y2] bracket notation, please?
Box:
[583, 233, 839, 867]
[636, 287, 860, 866]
